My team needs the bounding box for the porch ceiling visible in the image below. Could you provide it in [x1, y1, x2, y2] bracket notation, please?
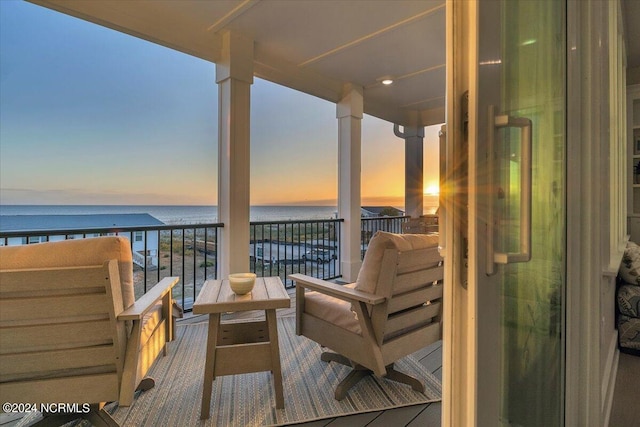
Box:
[27, 0, 446, 127]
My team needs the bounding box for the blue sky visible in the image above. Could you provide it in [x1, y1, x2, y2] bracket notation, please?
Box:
[0, 0, 440, 206]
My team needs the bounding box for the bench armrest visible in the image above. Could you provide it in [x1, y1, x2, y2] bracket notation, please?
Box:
[289, 273, 385, 305]
[118, 276, 180, 321]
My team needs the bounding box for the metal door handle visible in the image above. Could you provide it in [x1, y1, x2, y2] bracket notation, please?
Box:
[486, 106, 532, 275]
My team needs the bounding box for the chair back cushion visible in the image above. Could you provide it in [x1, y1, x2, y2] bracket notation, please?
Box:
[0, 236, 135, 309]
[355, 231, 439, 294]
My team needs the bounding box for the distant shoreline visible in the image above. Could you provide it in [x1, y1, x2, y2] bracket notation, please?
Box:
[0, 204, 438, 225]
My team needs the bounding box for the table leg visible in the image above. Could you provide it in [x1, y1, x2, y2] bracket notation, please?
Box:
[201, 313, 220, 419]
[266, 309, 284, 408]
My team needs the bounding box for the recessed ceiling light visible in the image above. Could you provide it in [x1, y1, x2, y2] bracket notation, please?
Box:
[381, 79, 393, 85]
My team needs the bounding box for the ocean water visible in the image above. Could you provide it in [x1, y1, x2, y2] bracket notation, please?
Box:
[0, 205, 339, 225]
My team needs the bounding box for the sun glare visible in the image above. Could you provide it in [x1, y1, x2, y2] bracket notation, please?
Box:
[425, 185, 439, 196]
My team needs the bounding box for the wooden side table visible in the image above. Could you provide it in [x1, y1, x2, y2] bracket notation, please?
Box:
[193, 276, 290, 420]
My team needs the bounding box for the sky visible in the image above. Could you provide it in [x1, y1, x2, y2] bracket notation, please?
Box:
[0, 0, 441, 207]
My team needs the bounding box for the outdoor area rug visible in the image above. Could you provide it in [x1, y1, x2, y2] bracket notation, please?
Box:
[111, 317, 442, 426]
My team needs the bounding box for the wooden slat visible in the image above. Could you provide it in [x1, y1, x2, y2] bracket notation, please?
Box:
[388, 285, 443, 313]
[217, 278, 235, 302]
[139, 304, 162, 345]
[393, 266, 444, 294]
[118, 276, 178, 320]
[0, 293, 109, 322]
[290, 274, 385, 305]
[251, 278, 270, 300]
[385, 306, 431, 337]
[194, 278, 289, 314]
[134, 319, 166, 384]
[382, 322, 441, 363]
[385, 303, 441, 340]
[214, 342, 272, 375]
[396, 247, 443, 272]
[217, 320, 269, 345]
[0, 320, 113, 354]
[0, 265, 107, 293]
[194, 279, 222, 312]
[300, 313, 377, 370]
[0, 345, 116, 378]
[265, 276, 289, 300]
[0, 373, 119, 405]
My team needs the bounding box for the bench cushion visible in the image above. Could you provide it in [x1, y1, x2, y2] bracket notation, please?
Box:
[304, 283, 361, 334]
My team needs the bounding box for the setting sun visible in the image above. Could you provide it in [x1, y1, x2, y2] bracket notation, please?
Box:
[424, 184, 439, 196]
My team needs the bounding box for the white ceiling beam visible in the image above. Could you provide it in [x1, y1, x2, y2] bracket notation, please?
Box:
[298, 3, 445, 67]
[206, 0, 261, 34]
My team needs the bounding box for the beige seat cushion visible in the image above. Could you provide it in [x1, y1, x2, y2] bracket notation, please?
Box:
[304, 283, 361, 334]
[356, 231, 439, 294]
[0, 236, 135, 310]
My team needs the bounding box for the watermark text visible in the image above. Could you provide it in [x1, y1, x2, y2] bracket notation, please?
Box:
[2, 402, 90, 414]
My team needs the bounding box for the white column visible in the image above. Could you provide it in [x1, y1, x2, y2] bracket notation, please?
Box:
[337, 84, 363, 282]
[394, 124, 425, 218]
[216, 31, 253, 278]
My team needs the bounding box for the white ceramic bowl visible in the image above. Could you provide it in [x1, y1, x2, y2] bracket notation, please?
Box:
[228, 273, 256, 295]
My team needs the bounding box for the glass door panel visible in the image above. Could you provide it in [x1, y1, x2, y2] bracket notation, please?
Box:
[478, 1, 566, 425]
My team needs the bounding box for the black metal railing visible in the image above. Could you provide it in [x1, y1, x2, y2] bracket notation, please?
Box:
[0, 214, 435, 310]
[360, 216, 410, 258]
[0, 223, 223, 310]
[250, 218, 343, 287]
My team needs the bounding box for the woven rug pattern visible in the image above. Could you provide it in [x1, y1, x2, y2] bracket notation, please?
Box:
[112, 317, 441, 426]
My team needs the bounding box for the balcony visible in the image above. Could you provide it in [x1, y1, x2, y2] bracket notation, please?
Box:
[0, 216, 442, 427]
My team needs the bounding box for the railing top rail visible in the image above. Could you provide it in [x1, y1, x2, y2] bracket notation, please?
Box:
[0, 222, 224, 238]
[361, 215, 410, 220]
[250, 218, 344, 226]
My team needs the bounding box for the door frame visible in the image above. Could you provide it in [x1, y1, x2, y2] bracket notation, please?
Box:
[442, 1, 478, 426]
[442, 1, 617, 426]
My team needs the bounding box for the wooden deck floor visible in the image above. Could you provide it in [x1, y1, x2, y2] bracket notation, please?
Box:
[178, 287, 442, 427]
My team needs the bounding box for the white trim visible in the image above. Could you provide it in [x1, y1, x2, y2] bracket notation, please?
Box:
[442, 1, 477, 425]
[602, 331, 619, 427]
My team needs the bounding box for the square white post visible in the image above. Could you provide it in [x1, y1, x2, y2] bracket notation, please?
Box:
[216, 31, 253, 278]
[395, 125, 425, 218]
[337, 84, 363, 282]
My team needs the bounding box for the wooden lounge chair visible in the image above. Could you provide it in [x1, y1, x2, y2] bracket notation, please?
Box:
[0, 237, 179, 426]
[291, 231, 443, 400]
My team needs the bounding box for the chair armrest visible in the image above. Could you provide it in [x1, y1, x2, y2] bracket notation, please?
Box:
[118, 276, 180, 321]
[289, 273, 385, 305]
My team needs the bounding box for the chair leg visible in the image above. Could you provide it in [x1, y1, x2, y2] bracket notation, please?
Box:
[384, 363, 425, 393]
[84, 404, 120, 427]
[32, 404, 121, 427]
[321, 352, 426, 400]
[31, 413, 79, 427]
[321, 351, 352, 367]
[335, 369, 372, 400]
[136, 376, 156, 392]
[321, 351, 373, 400]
